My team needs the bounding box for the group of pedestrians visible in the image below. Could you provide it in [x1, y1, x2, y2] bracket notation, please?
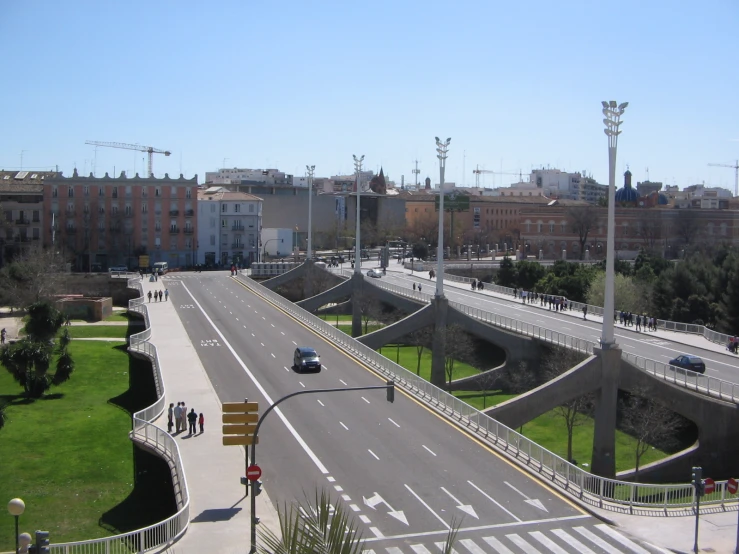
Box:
[470, 279, 485, 291]
[617, 310, 656, 332]
[728, 337, 738, 354]
[514, 288, 572, 312]
[147, 289, 169, 302]
[412, 282, 423, 293]
[169, 402, 204, 436]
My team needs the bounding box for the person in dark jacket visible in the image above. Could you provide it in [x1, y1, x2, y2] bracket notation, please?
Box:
[187, 408, 197, 435]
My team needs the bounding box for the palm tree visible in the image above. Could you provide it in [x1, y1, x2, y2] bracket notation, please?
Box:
[258, 489, 459, 554]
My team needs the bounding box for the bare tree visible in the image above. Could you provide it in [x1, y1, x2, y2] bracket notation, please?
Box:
[406, 326, 434, 375]
[0, 246, 69, 309]
[566, 206, 600, 260]
[355, 289, 382, 335]
[444, 324, 475, 385]
[674, 210, 702, 246]
[620, 389, 682, 480]
[476, 369, 505, 409]
[505, 361, 538, 394]
[634, 212, 663, 252]
[543, 347, 592, 462]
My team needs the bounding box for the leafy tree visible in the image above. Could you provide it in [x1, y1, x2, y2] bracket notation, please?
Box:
[719, 255, 739, 334]
[515, 260, 547, 290]
[620, 390, 681, 480]
[412, 242, 429, 261]
[566, 206, 600, 260]
[0, 302, 74, 398]
[495, 255, 517, 287]
[586, 271, 650, 315]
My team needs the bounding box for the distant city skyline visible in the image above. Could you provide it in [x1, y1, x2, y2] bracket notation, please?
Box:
[1, 1, 736, 192]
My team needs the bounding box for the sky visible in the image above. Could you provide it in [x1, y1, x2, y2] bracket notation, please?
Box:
[1, 0, 738, 192]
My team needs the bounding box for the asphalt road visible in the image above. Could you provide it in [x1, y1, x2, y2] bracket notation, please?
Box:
[162, 272, 668, 553]
[377, 270, 739, 386]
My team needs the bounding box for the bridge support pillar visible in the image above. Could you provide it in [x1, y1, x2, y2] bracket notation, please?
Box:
[591, 346, 622, 478]
[302, 260, 315, 299]
[351, 273, 363, 338]
[430, 296, 448, 388]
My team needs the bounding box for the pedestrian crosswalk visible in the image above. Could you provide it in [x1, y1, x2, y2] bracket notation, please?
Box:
[363, 524, 670, 554]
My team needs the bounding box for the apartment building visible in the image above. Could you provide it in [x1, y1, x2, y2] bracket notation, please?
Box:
[44, 169, 198, 270]
[197, 187, 263, 267]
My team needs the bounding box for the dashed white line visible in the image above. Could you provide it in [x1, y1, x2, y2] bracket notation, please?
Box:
[422, 445, 436, 456]
[334, 485, 343, 492]
[340, 422, 348, 430]
[361, 397, 370, 404]
[350, 504, 360, 512]
[260, 342, 265, 347]
[299, 382, 306, 388]
[292, 341, 298, 345]
[251, 333, 255, 337]
[370, 527, 384, 538]
[388, 418, 400, 427]
[284, 366, 290, 372]
[327, 476, 335, 483]
[339, 379, 348, 386]
[235, 318, 239, 321]
[317, 399, 324, 406]
[281, 331, 285, 335]
[271, 323, 275, 327]
[368, 449, 380, 460]
[271, 353, 276, 358]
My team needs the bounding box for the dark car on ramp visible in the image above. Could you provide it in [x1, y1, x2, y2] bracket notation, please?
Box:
[293, 347, 322, 373]
[668, 354, 706, 374]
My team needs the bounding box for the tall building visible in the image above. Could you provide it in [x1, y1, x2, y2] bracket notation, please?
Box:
[205, 168, 291, 186]
[44, 170, 198, 270]
[196, 187, 263, 267]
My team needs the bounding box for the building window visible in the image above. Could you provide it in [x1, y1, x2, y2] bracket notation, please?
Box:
[721, 223, 727, 236]
[68, 187, 74, 198]
[84, 186, 89, 196]
[33, 228, 39, 239]
[98, 187, 105, 197]
[234, 204, 241, 213]
[537, 222, 542, 233]
[98, 205, 105, 214]
[112, 187, 119, 199]
[222, 204, 228, 213]
[249, 203, 255, 213]
[210, 235, 216, 246]
[210, 204, 216, 213]
[84, 204, 90, 214]
[249, 234, 255, 247]
[52, 187, 58, 198]
[125, 205, 132, 215]
[155, 221, 161, 231]
[155, 187, 161, 197]
[222, 219, 227, 228]
[210, 217, 216, 228]
[186, 188, 192, 199]
[32, 210, 40, 222]
[142, 204, 148, 214]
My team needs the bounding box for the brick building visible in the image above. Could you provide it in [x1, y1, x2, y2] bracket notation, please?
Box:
[44, 169, 198, 270]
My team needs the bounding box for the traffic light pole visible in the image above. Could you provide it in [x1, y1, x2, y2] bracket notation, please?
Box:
[248, 381, 395, 554]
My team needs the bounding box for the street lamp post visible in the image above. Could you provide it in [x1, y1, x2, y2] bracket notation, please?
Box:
[306, 165, 315, 260]
[435, 137, 451, 298]
[601, 100, 628, 348]
[353, 155, 364, 275]
[8, 498, 25, 554]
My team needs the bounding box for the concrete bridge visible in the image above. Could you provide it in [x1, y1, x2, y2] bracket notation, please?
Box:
[258, 262, 739, 480]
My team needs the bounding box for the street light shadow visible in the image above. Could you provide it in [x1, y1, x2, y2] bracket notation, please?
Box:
[190, 507, 242, 523]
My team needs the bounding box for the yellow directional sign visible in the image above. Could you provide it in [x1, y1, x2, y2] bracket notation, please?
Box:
[222, 435, 260, 446]
[222, 413, 259, 424]
[222, 424, 258, 435]
[222, 402, 259, 413]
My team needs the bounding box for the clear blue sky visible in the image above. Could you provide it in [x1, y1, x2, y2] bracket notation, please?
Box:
[2, 0, 737, 191]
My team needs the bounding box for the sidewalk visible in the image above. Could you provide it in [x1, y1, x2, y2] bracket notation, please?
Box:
[139, 278, 279, 553]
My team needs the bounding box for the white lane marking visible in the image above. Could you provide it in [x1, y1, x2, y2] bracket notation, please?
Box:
[388, 418, 400, 427]
[422, 445, 437, 456]
[251, 333, 255, 337]
[335, 485, 343, 492]
[340, 379, 348, 386]
[468, 480, 522, 522]
[361, 396, 370, 404]
[260, 342, 265, 347]
[292, 340, 297, 345]
[281, 331, 285, 335]
[369, 527, 384, 538]
[235, 318, 239, 321]
[385, 548, 401, 554]
[459, 538, 486, 554]
[271, 353, 276, 358]
[340, 422, 348, 430]
[299, 382, 306, 388]
[528, 531, 568, 554]
[342, 494, 350, 501]
[433, 542, 459, 553]
[262, 316, 266, 320]
[179, 281, 329, 473]
[410, 545, 434, 554]
[368, 449, 380, 460]
[317, 399, 324, 406]
[594, 524, 651, 553]
[359, 515, 371, 524]
[405, 484, 449, 529]
[271, 323, 275, 327]
[229, 311, 233, 314]
[350, 504, 360, 512]
[327, 476, 335, 482]
[550, 529, 596, 553]
[284, 366, 290, 372]
[573, 526, 621, 553]
[505, 534, 541, 553]
[243, 325, 247, 328]
[482, 536, 515, 554]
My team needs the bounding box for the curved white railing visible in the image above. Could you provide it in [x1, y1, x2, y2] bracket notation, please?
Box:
[236, 272, 738, 515]
[50, 277, 190, 553]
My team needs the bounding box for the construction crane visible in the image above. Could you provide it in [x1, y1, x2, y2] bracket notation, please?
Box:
[707, 160, 739, 197]
[472, 165, 522, 187]
[85, 140, 171, 177]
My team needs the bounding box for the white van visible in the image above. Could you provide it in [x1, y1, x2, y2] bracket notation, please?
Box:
[153, 261, 168, 275]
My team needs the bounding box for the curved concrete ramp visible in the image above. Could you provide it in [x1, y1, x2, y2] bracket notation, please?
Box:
[297, 279, 353, 312]
[262, 262, 308, 290]
[361, 279, 428, 313]
[357, 304, 435, 350]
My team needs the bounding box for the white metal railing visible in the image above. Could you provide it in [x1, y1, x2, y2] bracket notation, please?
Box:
[234, 273, 737, 515]
[50, 278, 190, 553]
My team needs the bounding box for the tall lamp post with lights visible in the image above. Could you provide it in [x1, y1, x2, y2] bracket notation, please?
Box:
[306, 165, 315, 260]
[601, 101, 628, 348]
[353, 155, 364, 275]
[435, 137, 451, 298]
[8, 498, 25, 554]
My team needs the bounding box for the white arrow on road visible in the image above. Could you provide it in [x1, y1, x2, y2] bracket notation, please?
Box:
[362, 492, 409, 525]
[440, 487, 479, 519]
[504, 481, 548, 512]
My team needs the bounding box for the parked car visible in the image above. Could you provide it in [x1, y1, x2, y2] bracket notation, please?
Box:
[367, 269, 382, 278]
[293, 347, 321, 373]
[668, 354, 706, 374]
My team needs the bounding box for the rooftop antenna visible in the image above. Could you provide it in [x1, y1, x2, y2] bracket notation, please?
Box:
[20, 150, 27, 171]
[412, 159, 420, 188]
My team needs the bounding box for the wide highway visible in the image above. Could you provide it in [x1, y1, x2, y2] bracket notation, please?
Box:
[375, 269, 739, 386]
[163, 272, 667, 553]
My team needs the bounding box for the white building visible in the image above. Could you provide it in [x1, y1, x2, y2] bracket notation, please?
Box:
[196, 187, 263, 267]
[493, 169, 605, 203]
[204, 168, 291, 186]
[261, 228, 295, 257]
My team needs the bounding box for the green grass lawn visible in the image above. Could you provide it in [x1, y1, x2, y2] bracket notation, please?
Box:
[378, 344, 480, 381]
[0, 341, 174, 550]
[335, 324, 384, 335]
[318, 314, 353, 323]
[64, 326, 133, 340]
[103, 312, 138, 323]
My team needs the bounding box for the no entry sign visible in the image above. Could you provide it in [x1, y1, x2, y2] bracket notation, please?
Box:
[703, 477, 715, 495]
[246, 465, 262, 482]
[727, 477, 738, 495]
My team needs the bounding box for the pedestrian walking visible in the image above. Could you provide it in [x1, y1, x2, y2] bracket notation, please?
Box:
[173, 402, 183, 432]
[582, 306, 588, 320]
[158, 290, 163, 301]
[180, 402, 188, 432]
[0, 328, 5, 344]
[418, 283, 422, 293]
[198, 413, 204, 434]
[636, 314, 641, 331]
[148, 291, 152, 302]
[165, 289, 169, 301]
[167, 403, 174, 433]
[187, 408, 197, 435]
[413, 283, 416, 291]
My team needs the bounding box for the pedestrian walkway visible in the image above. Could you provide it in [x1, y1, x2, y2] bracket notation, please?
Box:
[139, 277, 279, 554]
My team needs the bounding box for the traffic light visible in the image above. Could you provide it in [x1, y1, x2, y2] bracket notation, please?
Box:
[35, 531, 50, 554]
[386, 380, 395, 403]
[252, 480, 263, 497]
[692, 467, 704, 497]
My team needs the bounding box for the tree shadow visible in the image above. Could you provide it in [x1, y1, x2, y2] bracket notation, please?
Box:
[108, 344, 157, 414]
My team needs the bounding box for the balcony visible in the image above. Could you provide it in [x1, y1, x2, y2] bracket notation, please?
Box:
[169, 210, 179, 216]
[169, 227, 180, 234]
[185, 209, 194, 216]
[15, 219, 31, 225]
[124, 212, 134, 218]
[231, 243, 245, 249]
[183, 228, 194, 235]
[232, 224, 245, 231]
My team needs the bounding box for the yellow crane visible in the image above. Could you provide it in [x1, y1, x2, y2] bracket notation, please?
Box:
[85, 140, 171, 177]
[707, 160, 738, 197]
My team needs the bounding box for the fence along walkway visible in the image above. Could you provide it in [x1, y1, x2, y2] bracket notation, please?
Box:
[237, 271, 738, 515]
[50, 277, 190, 554]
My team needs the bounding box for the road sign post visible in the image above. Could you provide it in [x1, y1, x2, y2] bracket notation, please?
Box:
[222, 399, 259, 498]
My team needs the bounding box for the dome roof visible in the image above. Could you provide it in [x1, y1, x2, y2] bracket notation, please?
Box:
[658, 193, 668, 205]
[615, 184, 639, 203]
